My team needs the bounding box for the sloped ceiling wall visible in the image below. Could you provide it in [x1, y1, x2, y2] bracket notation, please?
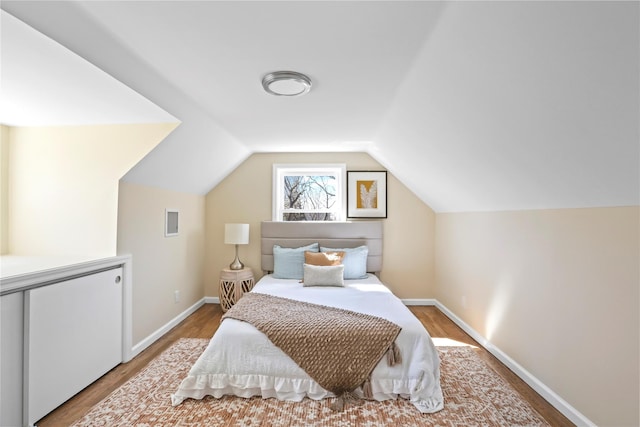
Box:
[0, 11, 177, 127]
[1, 5, 251, 195]
[373, 1, 639, 212]
[2, 1, 638, 212]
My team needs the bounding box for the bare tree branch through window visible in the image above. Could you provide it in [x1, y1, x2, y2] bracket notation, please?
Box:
[274, 164, 345, 221]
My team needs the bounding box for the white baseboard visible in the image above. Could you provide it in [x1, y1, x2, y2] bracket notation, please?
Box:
[204, 296, 220, 304]
[401, 298, 437, 306]
[434, 300, 595, 427]
[130, 298, 205, 359]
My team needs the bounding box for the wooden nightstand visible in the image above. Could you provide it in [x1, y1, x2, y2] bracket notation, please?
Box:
[219, 267, 255, 312]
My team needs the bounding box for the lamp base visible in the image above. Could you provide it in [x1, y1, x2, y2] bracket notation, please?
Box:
[229, 258, 244, 270]
[229, 244, 244, 270]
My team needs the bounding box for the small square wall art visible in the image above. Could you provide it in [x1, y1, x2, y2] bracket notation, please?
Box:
[347, 171, 387, 218]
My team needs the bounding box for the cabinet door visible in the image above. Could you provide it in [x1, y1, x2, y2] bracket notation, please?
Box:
[25, 267, 123, 425]
[1, 292, 24, 427]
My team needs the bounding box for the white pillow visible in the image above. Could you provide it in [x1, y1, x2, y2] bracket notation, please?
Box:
[303, 264, 345, 287]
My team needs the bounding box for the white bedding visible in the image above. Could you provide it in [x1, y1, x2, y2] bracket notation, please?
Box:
[171, 274, 444, 413]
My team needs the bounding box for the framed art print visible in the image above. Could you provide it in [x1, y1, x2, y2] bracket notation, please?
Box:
[347, 171, 387, 218]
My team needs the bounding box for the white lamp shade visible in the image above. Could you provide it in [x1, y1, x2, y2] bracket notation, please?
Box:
[224, 223, 249, 245]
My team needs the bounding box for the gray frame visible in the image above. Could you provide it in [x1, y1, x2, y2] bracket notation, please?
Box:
[165, 209, 179, 237]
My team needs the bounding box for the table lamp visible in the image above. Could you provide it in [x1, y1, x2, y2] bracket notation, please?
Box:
[224, 223, 249, 270]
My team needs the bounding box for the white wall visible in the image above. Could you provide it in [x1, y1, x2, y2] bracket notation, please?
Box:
[6, 123, 175, 256]
[204, 152, 436, 299]
[0, 125, 9, 254]
[117, 181, 205, 344]
[435, 206, 640, 426]
[373, 1, 639, 213]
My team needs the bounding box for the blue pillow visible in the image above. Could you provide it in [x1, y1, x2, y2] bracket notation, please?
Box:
[273, 243, 319, 279]
[320, 245, 368, 279]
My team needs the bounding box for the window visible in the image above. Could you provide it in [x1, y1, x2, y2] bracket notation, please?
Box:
[273, 164, 345, 221]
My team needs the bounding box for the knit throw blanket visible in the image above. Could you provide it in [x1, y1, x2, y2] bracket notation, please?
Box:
[222, 292, 402, 409]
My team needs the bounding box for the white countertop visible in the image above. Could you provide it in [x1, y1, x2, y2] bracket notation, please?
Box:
[0, 255, 106, 278]
[0, 254, 131, 295]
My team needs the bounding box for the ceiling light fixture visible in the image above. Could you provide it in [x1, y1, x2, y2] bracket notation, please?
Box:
[262, 71, 312, 97]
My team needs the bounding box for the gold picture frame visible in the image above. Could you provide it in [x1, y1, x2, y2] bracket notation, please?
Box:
[347, 171, 387, 218]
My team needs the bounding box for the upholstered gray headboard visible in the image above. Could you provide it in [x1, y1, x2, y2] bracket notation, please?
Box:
[261, 221, 383, 274]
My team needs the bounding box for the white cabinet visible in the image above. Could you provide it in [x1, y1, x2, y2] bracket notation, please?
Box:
[1, 292, 24, 427]
[25, 267, 123, 425]
[0, 255, 131, 427]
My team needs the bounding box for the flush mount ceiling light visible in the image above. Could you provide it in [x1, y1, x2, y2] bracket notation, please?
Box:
[262, 71, 312, 97]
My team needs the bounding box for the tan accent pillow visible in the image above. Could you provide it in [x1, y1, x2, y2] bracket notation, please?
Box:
[304, 251, 345, 266]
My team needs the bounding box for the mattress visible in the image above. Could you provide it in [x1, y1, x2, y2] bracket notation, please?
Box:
[171, 274, 444, 413]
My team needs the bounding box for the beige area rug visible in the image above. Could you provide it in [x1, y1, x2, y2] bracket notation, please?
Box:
[71, 338, 550, 427]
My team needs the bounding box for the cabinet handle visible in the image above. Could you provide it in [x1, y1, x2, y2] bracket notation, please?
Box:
[115, 275, 122, 284]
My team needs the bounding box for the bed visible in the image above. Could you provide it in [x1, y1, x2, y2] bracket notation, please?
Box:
[171, 221, 444, 413]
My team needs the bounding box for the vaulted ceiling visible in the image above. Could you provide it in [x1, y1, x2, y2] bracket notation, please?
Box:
[2, 1, 638, 212]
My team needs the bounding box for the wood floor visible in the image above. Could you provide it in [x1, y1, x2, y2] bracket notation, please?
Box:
[37, 304, 574, 426]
